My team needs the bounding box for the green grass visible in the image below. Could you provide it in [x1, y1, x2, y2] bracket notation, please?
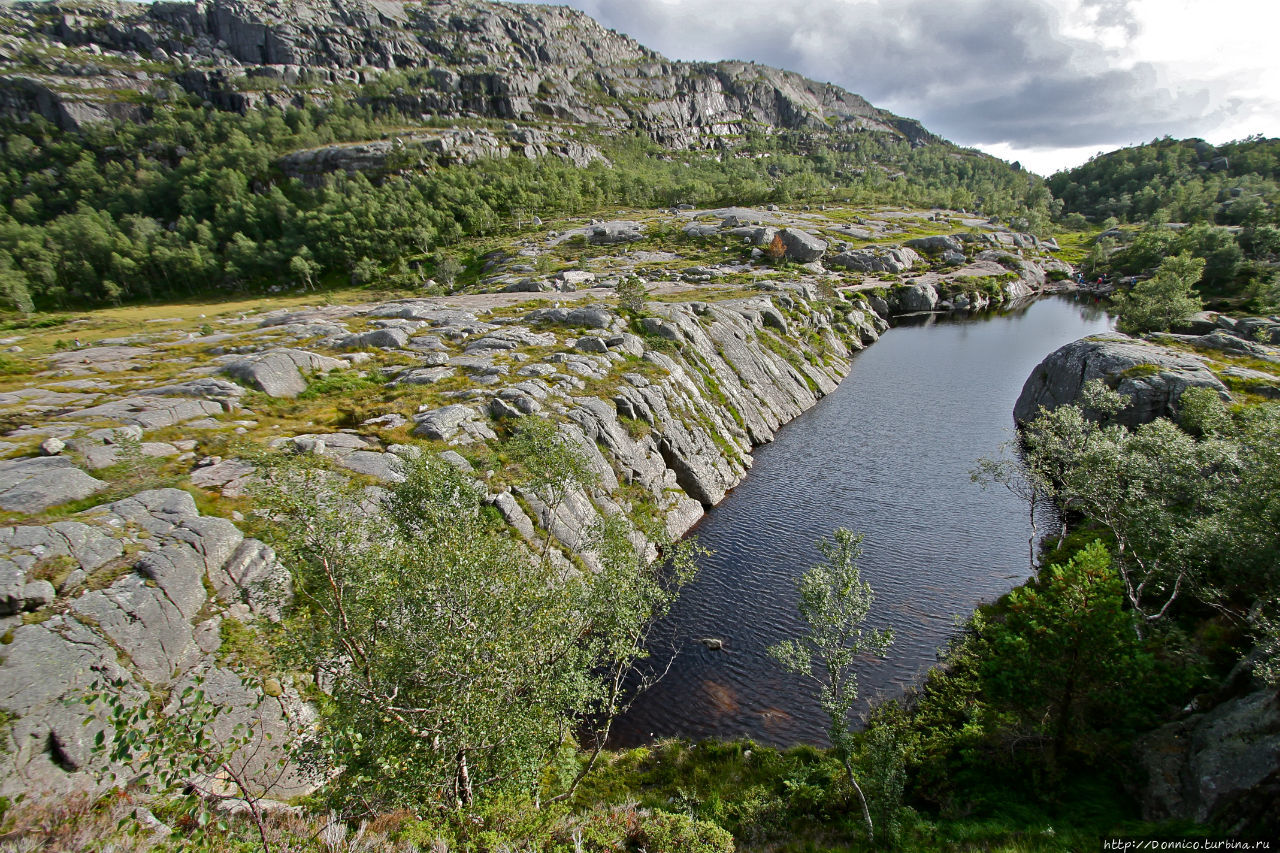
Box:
[1119, 363, 1161, 379]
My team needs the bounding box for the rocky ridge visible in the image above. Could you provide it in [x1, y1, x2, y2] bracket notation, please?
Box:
[0, 204, 1065, 796]
[0, 0, 933, 153]
[1015, 315, 1280, 428]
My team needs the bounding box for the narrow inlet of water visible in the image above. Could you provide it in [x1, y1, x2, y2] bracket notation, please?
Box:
[613, 296, 1115, 747]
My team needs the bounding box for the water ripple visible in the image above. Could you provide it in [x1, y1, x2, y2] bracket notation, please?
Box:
[613, 297, 1113, 747]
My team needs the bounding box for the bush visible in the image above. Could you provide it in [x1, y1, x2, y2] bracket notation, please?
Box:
[295, 369, 380, 400]
[632, 810, 734, 853]
[1110, 253, 1204, 333]
[1177, 386, 1231, 437]
[615, 277, 648, 314]
[434, 253, 465, 287]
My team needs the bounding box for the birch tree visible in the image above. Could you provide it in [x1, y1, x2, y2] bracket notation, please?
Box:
[769, 529, 894, 843]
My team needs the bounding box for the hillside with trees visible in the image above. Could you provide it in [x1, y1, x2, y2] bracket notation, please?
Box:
[1048, 137, 1280, 310]
[0, 0, 1051, 314]
[1048, 135, 1280, 227]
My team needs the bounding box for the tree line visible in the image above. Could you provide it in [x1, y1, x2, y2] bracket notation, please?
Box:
[0, 88, 1049, 312]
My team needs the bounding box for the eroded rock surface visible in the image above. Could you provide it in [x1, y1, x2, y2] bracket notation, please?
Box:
[0, 489, 304, 799]
[1015, 333, 1231, 428]
[0, 456, 106, 513]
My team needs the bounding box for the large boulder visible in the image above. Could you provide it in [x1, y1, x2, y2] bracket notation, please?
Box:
[66, 395, 224, 429]
[526, 306, 614, 329]
[826, 246, 920, 274]
[681, 222, 720, 239]
[1014, 333, 1229, 428]
[1135, 687, 1280, 838]
[889, 282, 939, 313]
[0, 456, 106, 513]
[501, 278, 553, 293]
[1232, 318, 1280, 347]
[412, 404, 489, 442]
[778, 228, 827, 263]
[223, 348, 346, 398]
[144, 378, 246, 407]
[337, 327, 410, 350]
[905, 235, 964, 255]
[586, 220, 644, 244]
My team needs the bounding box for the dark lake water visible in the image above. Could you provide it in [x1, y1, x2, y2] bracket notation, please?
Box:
[612, 296, 1114, 747]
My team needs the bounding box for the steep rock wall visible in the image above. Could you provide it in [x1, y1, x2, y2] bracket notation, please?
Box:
[0, 286, 886, 798]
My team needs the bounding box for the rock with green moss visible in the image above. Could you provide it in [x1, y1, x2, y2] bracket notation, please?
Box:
[1015, 333, 1229, 428]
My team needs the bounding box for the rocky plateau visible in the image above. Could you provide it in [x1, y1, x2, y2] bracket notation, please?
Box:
[0, 204, 1067, 797]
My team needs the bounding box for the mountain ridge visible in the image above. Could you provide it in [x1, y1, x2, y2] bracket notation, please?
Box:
[0, 0, 936, 148]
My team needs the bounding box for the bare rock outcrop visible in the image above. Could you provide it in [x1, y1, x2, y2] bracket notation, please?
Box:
[1135, 685, 1280, 839]
[0, 456, 106, 514]
[223, 347, 346, 397]
[0, 489, 305, 799]
[1014, 333, 1229, 428]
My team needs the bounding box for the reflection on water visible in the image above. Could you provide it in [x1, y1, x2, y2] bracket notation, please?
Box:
[612, 296, 1114, 747]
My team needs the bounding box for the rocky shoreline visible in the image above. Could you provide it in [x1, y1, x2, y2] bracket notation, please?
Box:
[1012, 315, 1280, 833]
[0, 205, 1067, 799]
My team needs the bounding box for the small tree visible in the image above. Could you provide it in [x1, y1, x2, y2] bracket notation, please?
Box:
[975, 541, 1141, 771]
[434, 253, 465, 289]
[615, 276, 648, 315]
[288, 248, 321, 291]
[82, 674, 288, 852]
[259, 448, 692, 818]
[349, 256, 380, 286]
[1110, 252, 1204, 334]
[0, 252, 35, 316]
[769, 529, 894, 843]
[1252, 604, 1280, 688]
[971, 446, 1049, 568]
[1013, 384, 1239, 633]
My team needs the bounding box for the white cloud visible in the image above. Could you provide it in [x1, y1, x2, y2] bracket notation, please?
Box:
[518, 0, 1280, 173]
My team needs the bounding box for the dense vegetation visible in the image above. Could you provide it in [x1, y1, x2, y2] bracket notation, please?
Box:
[1048, 135, 1280, 227]
[1050, 136, 1280, 310]
[891, 384, 1280, 840]
[0, 88, 1050, 312]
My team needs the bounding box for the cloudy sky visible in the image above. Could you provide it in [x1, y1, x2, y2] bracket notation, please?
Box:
[521, 0, 1280, 175]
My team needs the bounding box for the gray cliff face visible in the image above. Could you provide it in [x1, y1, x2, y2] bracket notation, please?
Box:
[0, 0, 935, 148]
[1135, 681, 1280, 838]
[1013, 332, 1230, 428]
[276, 126, 608, 184]
[0, 283, 875, 796]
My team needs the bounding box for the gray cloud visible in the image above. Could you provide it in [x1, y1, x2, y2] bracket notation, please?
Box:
[1080, 0, 1141, 37]
[522, 0, 1270, 163]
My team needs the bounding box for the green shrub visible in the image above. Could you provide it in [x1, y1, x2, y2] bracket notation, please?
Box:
[296, 370, 380, 400]
[632, 810, 734, 853]
[1110, 253, 1204, 334]
[0, 353, 33, 375]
